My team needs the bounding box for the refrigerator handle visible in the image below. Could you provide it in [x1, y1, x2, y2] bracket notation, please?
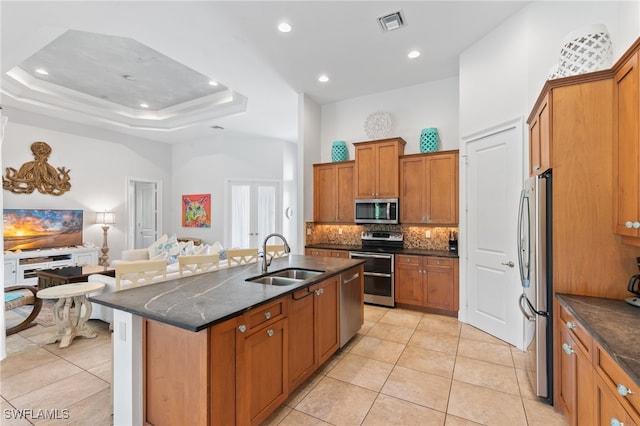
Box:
[517, 189, 530, 288]
[520, 293, 549, 318]
[519, 293, 535, 322]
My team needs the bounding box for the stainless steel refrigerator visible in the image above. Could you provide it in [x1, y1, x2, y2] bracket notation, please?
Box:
[517, 171, 553, 404]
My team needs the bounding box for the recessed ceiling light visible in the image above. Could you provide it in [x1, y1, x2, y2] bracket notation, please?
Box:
[318, 75, 329, 83]
[35, 68, 48, 75]
[408, 50, 421, 59]
[278, 22, 292, 33]
[140, 103, 149, 108]
[209, 80, 219, 86]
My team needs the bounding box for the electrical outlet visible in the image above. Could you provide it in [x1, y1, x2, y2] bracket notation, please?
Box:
[119, 321, 127, 341]
[338, 228, 343, 235]
[306, 228, 312, 235]
[425, 230, 431, 238]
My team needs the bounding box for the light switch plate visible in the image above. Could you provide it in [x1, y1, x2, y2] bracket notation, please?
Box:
[425, 230, 431, 238]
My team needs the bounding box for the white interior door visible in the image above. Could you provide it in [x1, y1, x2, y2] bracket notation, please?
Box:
[135, 182, 158, 248]
[127, 177, 162, 250]
[464, 120, 524, 348]
[228, 180, 280, 248]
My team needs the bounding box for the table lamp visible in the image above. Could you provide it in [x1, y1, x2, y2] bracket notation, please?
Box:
[96, 211, 115, 266]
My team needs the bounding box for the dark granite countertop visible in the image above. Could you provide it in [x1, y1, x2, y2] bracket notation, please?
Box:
[90, 255, 363, 332]
[556, 294, 640, 386]
[305, 244, 459, 258]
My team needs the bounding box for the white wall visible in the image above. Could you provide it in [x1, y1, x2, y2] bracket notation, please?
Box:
[2, 110, 172, 261]
[320, 77, 460, 161]
[170, 134, 295, 249]
[300, 94, 322, 231]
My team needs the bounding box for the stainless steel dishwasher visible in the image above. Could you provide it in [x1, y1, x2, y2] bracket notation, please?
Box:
[340, 267, 362, 347]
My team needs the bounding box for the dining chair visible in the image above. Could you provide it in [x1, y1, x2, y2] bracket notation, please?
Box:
[179, 253, 220, 277]
[226, 248, 259, 267]
[115, 260, 168, 290]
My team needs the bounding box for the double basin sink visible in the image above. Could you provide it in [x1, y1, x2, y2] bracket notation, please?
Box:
[246, 268, 325, 286]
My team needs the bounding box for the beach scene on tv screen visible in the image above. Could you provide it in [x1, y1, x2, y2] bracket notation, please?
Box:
[3, 209, 83, 251]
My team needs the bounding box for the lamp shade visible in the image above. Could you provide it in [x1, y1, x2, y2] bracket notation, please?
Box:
[96, 211, 116, 225]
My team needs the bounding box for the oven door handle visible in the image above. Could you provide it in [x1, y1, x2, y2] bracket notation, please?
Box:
[363, 272, 392, 278]
[350, 252, 393, 259]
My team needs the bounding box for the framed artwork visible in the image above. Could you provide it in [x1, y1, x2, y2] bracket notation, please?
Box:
[182, 194, 211, 228]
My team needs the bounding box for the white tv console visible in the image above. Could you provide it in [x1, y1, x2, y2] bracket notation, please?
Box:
[4, 246, 99, 287]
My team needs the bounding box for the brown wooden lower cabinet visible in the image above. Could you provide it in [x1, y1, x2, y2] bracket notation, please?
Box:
[556, 301, 640, 426]
[395, 255, 459, 312]
[143, 276, 344, 426]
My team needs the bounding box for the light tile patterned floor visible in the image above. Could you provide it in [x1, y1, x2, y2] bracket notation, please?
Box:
[1, 305, 568, 425]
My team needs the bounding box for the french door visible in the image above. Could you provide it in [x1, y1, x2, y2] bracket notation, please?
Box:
[228, 180, 281, 248]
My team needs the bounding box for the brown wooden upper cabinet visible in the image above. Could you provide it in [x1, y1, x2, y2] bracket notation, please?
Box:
[353, 137, 406, 199]
[529, 92, 552, 176]
[613, 50, 640, 246]
[313, 161, 354, 223]
[400, 150, 459, 225]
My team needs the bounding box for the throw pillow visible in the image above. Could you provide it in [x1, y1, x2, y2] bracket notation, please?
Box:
[147, 234, 168, 259]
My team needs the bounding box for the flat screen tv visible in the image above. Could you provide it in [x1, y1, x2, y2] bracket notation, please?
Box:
[3, 209, 84, 251]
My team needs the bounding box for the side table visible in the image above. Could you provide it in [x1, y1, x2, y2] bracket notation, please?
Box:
[37, 265, 116, 290]
[37, 282, 106, 348]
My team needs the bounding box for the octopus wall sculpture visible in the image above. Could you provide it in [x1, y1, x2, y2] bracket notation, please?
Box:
[3, 141, 72, 196]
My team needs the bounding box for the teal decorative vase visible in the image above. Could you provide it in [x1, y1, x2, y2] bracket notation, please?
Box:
[420, 128, 440, 152]
[331, 140, 348, 162]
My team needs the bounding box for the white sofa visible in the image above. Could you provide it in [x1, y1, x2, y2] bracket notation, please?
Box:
[88, 248, 229, 324]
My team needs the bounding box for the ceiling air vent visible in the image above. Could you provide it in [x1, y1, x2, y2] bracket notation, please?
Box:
[378, 10, 405, 32]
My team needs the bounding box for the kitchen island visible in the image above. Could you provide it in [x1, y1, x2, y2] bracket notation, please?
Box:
[90, 255, 364, 426]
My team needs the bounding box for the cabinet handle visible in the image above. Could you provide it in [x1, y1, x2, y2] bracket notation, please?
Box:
[565, 322, 575, 330]
[562, 343, 574, 355]
[267, 329, 274, 337]
[315, 289, 322, 296]
[610, 418, 623, 426]
[238, 324, 247, 333]
[625, 221, 640, 229]
[617, 384, 634, 397]
[264, 311, 271, 320]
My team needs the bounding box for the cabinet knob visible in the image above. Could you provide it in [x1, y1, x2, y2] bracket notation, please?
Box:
[533, 165, 541, 171]
[565, 321, 575, 330]
[264, 311, 271, 320]
[617, 384, 633, 397]
[266, 329, 274, 337]
[238, 324, 247, 333]
[436, 260, 441, 265]
[610, 418, 623, 426]
[562, 343, 574, 355]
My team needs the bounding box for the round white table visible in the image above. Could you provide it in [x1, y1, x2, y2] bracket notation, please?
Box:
[37, 281, 105, 348]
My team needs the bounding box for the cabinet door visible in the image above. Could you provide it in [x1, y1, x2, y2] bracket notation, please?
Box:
[394, 255, 423, 306]
[613, 51, 640, 240]
[427, 153, 459, 224]
[238, 318, 288, 426]
[559, 326, 594, 426]
[289, 289, 316, 390]
[376, 141, 401, 198]
[424, 263, 455, 311]
[530, 92, 551, 176]
[400, 156, 426, 223]
[354, 144, 377, 198]
[336, 161, 355, 222]
[314, 164, 338, 222]
[314, 276, 340, 365]
[4, 260, 17, 286]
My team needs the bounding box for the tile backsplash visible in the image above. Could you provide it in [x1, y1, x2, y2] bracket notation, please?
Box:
[305, 222, 458, 250]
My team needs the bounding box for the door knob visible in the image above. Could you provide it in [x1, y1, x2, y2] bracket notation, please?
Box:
[501, 261, 515, 268]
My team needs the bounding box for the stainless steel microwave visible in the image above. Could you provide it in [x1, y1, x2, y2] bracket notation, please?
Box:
[354, 199, 399, 224]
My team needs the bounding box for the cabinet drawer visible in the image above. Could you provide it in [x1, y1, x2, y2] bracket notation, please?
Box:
[397, 255, 421, 265]
[559, 304, 592, 355]
[245, 299, 286, 332]
[426, 257, 453, 268]
[594, 342, 640, 418]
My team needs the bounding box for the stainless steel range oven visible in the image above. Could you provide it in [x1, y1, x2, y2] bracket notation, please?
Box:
[350, 231, 403, 307]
